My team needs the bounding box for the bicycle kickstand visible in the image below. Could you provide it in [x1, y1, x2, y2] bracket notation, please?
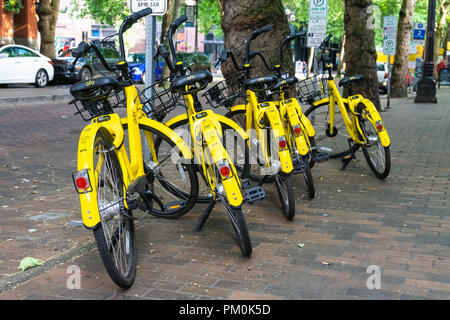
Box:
[340, 140, 360, 171]
[193, 197, 216, 232]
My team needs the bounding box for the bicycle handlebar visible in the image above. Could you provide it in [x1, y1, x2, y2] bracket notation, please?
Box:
[244, 25, 272, 64]
[71, 8, 153, 78]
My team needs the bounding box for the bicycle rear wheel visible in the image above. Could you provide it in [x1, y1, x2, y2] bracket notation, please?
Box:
[304, 101, 355, 158]
[274, 173, 296, 220]
[92, 132, 136, 289]
[358, 116, 391, 179]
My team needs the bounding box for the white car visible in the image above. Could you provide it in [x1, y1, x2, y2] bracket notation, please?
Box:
[377, 62, 388, 93]
[0, 44, 54, 88]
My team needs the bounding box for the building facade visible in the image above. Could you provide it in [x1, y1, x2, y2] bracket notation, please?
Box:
[0, 0, 38, 48]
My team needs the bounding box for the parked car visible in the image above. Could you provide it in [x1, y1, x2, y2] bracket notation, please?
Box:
[127, 53, 164, 84]
[377, 62, 388, 94]
[175, 52, 212, 74]
[0, 44, 54, 88]
[52, 43, 120, 83]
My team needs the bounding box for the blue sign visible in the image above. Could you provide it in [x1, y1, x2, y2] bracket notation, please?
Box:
[413, 29, 425, 40]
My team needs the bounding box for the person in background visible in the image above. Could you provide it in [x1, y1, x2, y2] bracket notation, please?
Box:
[437, 58, 447, 83]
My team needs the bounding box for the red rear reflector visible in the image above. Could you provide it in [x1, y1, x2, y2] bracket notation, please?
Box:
[220, 165, 230, 177]
[76, 177, 88, 190]
[384, 72, 388, 79]
[278, 137, 287, 150]
[376, 121, 384, 131]
[293, 125, 302, 137]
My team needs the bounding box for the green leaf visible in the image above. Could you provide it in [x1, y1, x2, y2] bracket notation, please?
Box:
[18, 257, 43, 271]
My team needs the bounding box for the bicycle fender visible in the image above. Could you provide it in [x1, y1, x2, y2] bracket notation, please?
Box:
[282, 99, 311, 156]
[213, 113, 249, 142]
[201, 120, 244, 207]
[164, 113, 188, 128]
[363, 99, 390, 147]
[229, 104, 246, 113]
[264, 103, 294, 174]
[77, 114, 126, 229]
[122, 117, 193, 160]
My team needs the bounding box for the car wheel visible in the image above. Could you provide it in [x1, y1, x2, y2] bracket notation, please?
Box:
[79, 67, 92, 81]
[35, 69, 49, 88]
[185, 67, 192, 75]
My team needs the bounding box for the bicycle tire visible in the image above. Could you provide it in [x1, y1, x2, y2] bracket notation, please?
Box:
[274, 173, 296, 220]
[304, 101, 355, 159]
[203, 147, 252, 257]
[358, 116, 391, 179]
[92, 132, 136, 288]
[302, 155, 315, 199]
[162, 117, 250, 203]
[123, 123, 199, 219]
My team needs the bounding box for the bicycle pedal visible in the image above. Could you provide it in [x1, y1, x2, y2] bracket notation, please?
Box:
[165, 200, 187, 211]
[241, 178, 251, 190]
[314, 152, 329, 163]
[244, 186, 265, 204]
[292, 158, 306, 174]
[127, 199, 139, 210]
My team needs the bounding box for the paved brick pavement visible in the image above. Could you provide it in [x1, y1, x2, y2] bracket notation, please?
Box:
[1, 88, 450, 300]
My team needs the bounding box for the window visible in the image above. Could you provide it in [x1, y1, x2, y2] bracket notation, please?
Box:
[16, 48, 39, 57]
[0, 47, 16, 57]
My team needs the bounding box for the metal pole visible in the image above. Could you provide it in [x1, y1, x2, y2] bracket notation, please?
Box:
[144, 15, 157, 161]
[195, 0, 199, 52]
[415, 0, 438, 103]
[387, 55, 391, 109]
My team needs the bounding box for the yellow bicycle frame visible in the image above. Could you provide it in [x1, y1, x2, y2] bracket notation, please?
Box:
[171, 93, 245, 208]
[76, 82, 192, 229]
[313, 78, 391, 148]
[229, 89, 294, 175]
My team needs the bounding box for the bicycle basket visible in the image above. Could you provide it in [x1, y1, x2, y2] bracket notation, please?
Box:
[296, 74, 329, 105]
[140, 78, 181, 122]
[69, 77, 125, 121]
[202, 72, 246, 109]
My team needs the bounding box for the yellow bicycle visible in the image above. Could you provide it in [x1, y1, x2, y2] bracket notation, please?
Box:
[69, 9, 199, 288]
[155, 16, 265, 257]
[208, 26, 298, 220]
[303, 34, 391, 179]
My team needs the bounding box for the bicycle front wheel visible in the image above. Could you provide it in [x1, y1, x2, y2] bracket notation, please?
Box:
[274, 173, 296, 220]
[304, 101, 355, 158]
[92, 132, 136, 289]
[358, 116, 391, 179]
[125, 123, 199, 219]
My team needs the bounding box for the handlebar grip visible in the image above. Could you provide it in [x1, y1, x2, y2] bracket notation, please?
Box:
[171, 15, 188, 29]
[127, 8, 153, 23]
[71, 41, 90, 58]
[320, 34, 332, 49]
[254, 25, 272, 38]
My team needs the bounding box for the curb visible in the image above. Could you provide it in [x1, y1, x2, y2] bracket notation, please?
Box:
[0, 94, 72, 106]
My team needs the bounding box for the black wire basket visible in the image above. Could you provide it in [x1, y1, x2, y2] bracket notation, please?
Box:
[69, 86, 125, 122]
[140, 78, 181, 122]
[202, 72, 246, 109]
[296, 74, 329, 105]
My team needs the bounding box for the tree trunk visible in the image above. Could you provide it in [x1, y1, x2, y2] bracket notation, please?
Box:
[160, 0, 182, 81]
[391, 0, 417, 98]
[36, 0, 60, 59]
[344, 0, 380, 110]
[218, 0, 293, 78]
[433, 0, 449, 79]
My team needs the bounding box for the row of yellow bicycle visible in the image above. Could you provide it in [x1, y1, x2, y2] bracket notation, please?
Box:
[68, 9, 391, 288]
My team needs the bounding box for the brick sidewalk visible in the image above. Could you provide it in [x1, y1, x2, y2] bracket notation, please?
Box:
[1, 89, 450, 300]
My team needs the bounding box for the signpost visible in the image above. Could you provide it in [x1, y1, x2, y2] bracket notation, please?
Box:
[383, 16, 397, 109]
[307, 0, 328, 48]
[413, 22, 426, 40]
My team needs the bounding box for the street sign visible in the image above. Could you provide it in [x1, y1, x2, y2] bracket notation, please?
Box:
[307, 0, 328, 48]
[383, 16, 397, 56]
[413, 22, 426, 40]
[130, 0, 167, 15]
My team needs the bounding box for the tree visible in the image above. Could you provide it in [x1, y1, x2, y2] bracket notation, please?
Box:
[390, 0, 417, 98]
[218, 0, 293, 78]
[433, 0, 450, 78]
[344, 0, 380, 110]
[69, 0, 130, 26]
[36, 0, 61, 59]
